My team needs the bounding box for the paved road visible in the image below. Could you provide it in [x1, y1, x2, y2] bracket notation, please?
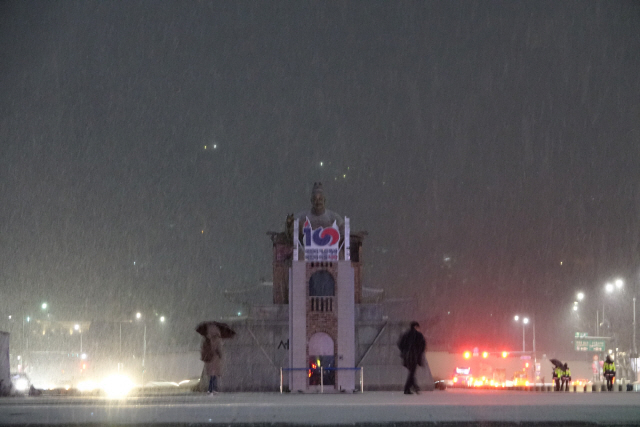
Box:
[1, 389, 640, 426]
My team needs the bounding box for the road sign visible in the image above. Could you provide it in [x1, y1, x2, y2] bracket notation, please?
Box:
[575, 338, 606, 352]
[574, 332, 588, 338]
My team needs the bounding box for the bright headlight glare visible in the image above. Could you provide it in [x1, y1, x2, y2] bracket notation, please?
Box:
[101, 375, 134, 398]
[15, 378, 29, 391]
[77, 380, 98, 392]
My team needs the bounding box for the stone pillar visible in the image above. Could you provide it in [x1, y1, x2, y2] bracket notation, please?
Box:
[289, 261, 307, 392]
[336, 260, 355, 391]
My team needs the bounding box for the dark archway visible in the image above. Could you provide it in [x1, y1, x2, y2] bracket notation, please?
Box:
[309, 270, 335, 296]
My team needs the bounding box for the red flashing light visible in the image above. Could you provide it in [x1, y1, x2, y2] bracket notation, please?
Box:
[482, 351, 488, 358]
[502, 351, 508, 358]
[525, 362, 529, 368]
[463, 351, 471, 359]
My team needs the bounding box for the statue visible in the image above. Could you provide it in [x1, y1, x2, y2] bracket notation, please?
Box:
[295, 182, 344, 233]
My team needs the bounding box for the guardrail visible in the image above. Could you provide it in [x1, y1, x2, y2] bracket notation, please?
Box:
[280, 367, 364, 394]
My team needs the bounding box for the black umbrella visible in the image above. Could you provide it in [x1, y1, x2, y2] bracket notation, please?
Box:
[195, 321, 236, 339]
[550, 358, 563, 368]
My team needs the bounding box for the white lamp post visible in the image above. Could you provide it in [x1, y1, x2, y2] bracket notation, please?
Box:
[136, 313, 146, 387]
[514, 315, 529, 352]
[74, 324, 82, 353]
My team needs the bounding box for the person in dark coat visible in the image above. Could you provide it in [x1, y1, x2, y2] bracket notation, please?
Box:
[398, 321, 426, 394]
[200, 324, 223, 394]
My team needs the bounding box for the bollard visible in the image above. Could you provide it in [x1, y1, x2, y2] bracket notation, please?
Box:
[573, 385, 577, 393]
[586, 384, 592, 392]
[627, 384, 633, 392]
[601, 384, 607, 392]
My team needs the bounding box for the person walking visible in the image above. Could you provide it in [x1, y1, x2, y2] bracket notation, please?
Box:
[603, 355, 616, 392]
[200, 324, 223, 395]
[561, 363, 571, 392]
[398, 321, 426, 395]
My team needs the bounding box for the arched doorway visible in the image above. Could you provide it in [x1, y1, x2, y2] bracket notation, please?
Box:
[308, 332, 335, 386]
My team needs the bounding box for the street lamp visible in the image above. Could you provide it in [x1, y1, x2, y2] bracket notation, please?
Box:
[74, 324, 82, 353]
[514, 314, 537, 383]
[602, 279, 624, 336]
[135, 313, 146, 386]
[514, 315, 529, 352]
[134, 313, 167, 390]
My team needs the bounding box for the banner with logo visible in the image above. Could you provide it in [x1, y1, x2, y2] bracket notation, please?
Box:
[302, 217, 340, 262]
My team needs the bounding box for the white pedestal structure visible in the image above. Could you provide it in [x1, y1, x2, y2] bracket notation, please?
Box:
[288, 219, 356, 393]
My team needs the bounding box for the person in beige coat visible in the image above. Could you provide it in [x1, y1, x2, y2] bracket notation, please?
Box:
[200, 325, 223, 394]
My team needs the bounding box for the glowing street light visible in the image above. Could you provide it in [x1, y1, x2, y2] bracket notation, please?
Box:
[136, 313, 147, 391]
[514, 315, 530, 352]
[577, 292, 585, 301]
[514, 314, 537, 382]
[41, 303, 47, 310]
[601, 279, 624, 336]
[74, 324, 82, 353]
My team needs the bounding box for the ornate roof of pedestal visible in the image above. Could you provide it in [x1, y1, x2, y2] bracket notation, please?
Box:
[223, 280, 274, 306]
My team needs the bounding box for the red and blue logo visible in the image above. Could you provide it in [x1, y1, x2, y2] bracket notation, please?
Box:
[303, 218, 340, 247]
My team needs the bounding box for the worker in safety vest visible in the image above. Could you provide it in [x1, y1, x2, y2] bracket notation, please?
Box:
[561, 363, 571, 391]
[603, 355, 616, 391]
[554, 365, 563, 391]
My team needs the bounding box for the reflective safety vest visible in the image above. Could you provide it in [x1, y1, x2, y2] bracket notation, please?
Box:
[562, 368, 571, 379]
[554, 367, 563, 378]
[604, 362, 616, 373]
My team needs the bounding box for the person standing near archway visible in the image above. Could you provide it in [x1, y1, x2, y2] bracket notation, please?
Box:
[398, 321, 426, 395]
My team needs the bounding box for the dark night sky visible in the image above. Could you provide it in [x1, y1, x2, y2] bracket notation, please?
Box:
[1, 0, 639, 352]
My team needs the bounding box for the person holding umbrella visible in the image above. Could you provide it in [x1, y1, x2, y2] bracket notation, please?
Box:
[550, 359, 563, 391]
[196, 321, 235, 395]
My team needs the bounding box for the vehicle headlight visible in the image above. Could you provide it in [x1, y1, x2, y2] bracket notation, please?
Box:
[101, 375, 134, 398]
[77, 380, 98, 392]
[15, 378, 29, 392]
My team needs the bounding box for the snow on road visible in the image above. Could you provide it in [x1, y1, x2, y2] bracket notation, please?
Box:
[1, 389, 640, 425]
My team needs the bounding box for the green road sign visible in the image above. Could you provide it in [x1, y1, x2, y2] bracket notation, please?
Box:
[575, 338, 606, 352]
[574, 332, 588, 338]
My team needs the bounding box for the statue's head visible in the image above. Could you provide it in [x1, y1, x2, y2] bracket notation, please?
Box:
[310, 182, 326, 215]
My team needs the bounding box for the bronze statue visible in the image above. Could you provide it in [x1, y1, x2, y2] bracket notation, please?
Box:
[295, 182, 344, 233]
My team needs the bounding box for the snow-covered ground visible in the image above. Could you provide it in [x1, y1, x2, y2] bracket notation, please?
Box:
[1, 389, 639, 425]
